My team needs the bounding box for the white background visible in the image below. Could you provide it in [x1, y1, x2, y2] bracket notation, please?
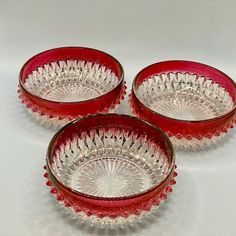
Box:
[0, 0, 236, 235]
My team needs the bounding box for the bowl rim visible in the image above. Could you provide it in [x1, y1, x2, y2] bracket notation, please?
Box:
[19, 46, 125, 105]
[46, 113, 175, 201]
[132, 60, 236, 123]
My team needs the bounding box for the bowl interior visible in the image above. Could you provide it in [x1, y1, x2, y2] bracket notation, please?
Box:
[20, 47, 123, 103]
[47, 114, 174, 199]
[134, 61, 236, 121]
[24, 60, 120, 102]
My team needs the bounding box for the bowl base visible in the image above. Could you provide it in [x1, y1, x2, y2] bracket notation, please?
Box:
[151, 96, 217, 120]
[43, 83, 102, 102]
[70, 156, 152, 198]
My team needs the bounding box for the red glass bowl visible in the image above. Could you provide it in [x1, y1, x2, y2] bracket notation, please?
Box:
[129, 60, 236, 150]
[44, 114, 176, 226]
[18, 47, 126, 129]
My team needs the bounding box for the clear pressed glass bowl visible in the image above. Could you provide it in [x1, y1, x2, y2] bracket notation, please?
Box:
[44, 114, 176, 228]
[129, 60, 236, 150]
[18, 47, 126, 130]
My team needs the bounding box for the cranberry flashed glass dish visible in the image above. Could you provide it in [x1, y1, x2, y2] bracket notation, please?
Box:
[44, 114, 176, 227]
[18, 47, 126, 130]
[129, 60, 236, 150]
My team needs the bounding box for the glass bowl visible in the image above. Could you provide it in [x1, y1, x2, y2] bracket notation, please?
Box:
[129, 60, 236, 150]
[18, 47, 126, 130]
[44, 114, 176, 227]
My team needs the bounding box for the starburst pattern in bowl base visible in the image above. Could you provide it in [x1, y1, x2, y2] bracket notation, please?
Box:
[72, 156, 151, 197]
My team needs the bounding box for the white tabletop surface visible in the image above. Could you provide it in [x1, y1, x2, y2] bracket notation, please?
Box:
[0, 1, 235, 235]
